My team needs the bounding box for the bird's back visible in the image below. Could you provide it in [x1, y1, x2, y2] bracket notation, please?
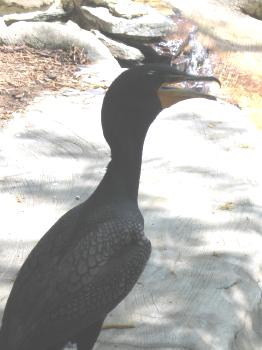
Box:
[0, 199, 151, 350]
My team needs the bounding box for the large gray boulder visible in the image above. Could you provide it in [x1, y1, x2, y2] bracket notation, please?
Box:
[1, 86, 262, 350]
[79, 5, 176, 41]
[0, 20, 120, 67]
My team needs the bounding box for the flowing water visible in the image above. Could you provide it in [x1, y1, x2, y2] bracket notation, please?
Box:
[153, 18, 216, 93]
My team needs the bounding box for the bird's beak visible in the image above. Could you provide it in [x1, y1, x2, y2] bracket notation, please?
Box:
[158, 73, 220, 108]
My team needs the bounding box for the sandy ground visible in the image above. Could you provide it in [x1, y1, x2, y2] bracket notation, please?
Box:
[0, 60, 262, 349]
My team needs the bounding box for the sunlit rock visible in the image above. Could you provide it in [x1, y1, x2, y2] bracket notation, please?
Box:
[84, 0, 149, 19]
[91, 29, 144, 63]
[1, 21, 120, 67]
[80, 5, 176, 41]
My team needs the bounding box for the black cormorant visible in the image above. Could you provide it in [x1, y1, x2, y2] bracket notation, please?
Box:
[0, 64, 219, 350]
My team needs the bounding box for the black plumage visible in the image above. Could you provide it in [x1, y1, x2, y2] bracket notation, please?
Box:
[0, 64, 219, 350]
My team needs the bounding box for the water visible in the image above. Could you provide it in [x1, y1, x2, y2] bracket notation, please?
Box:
[152, 16, 215, 93]
[180, 28, 214, 92]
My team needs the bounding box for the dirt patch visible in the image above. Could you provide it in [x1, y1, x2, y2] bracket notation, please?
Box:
[0, 45, 93, 125]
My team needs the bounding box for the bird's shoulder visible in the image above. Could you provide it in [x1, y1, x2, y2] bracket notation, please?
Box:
[6, 201, 145, 307]
[2, 201, 149, 343]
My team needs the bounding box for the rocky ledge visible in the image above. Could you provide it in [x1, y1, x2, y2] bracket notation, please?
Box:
[0, 0, 179, 67]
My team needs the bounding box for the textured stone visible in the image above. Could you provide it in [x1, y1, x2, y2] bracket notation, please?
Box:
[3, 5, 68, 25]
[237, 0, 262, 19]
[1, 86, 262, 350]
[92, 29, 144, 62]
[86, 0, 149, 19]
[0, 21, 119, 66]
[80, 5, 176, 41]
[1, 1, 82, 24]
[0, 0, 54, 10]
[0, 0, 78, 16]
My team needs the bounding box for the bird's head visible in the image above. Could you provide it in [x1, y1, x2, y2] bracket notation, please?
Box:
[102, 64, 220, 149]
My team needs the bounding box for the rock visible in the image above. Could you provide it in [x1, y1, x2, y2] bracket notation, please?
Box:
[1, 88, 262, 350]
[65, 18, 81, 29]
[0, 0, 78, 16]
[1, 1, 82, 25]
[83, 0, 117, 5]
[85, 0, 149, 19]
[0, 17, 13, 44]
[58, 0, 82, 13]
[91, 29, 144, 63]
[0, 21, 120, 67]
[107, 1, 148, 19]
[3, 4, 68, 25]
[0, 0, 54, 11]
[139, 18, 194, 65]
[238, 0, 262, 19]
[79, 5, 176, 41]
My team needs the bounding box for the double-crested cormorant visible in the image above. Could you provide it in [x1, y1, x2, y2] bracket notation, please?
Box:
[0, 64, 219, 350]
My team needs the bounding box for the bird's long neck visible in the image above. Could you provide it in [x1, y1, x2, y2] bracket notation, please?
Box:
[92, 133, 146, 204]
